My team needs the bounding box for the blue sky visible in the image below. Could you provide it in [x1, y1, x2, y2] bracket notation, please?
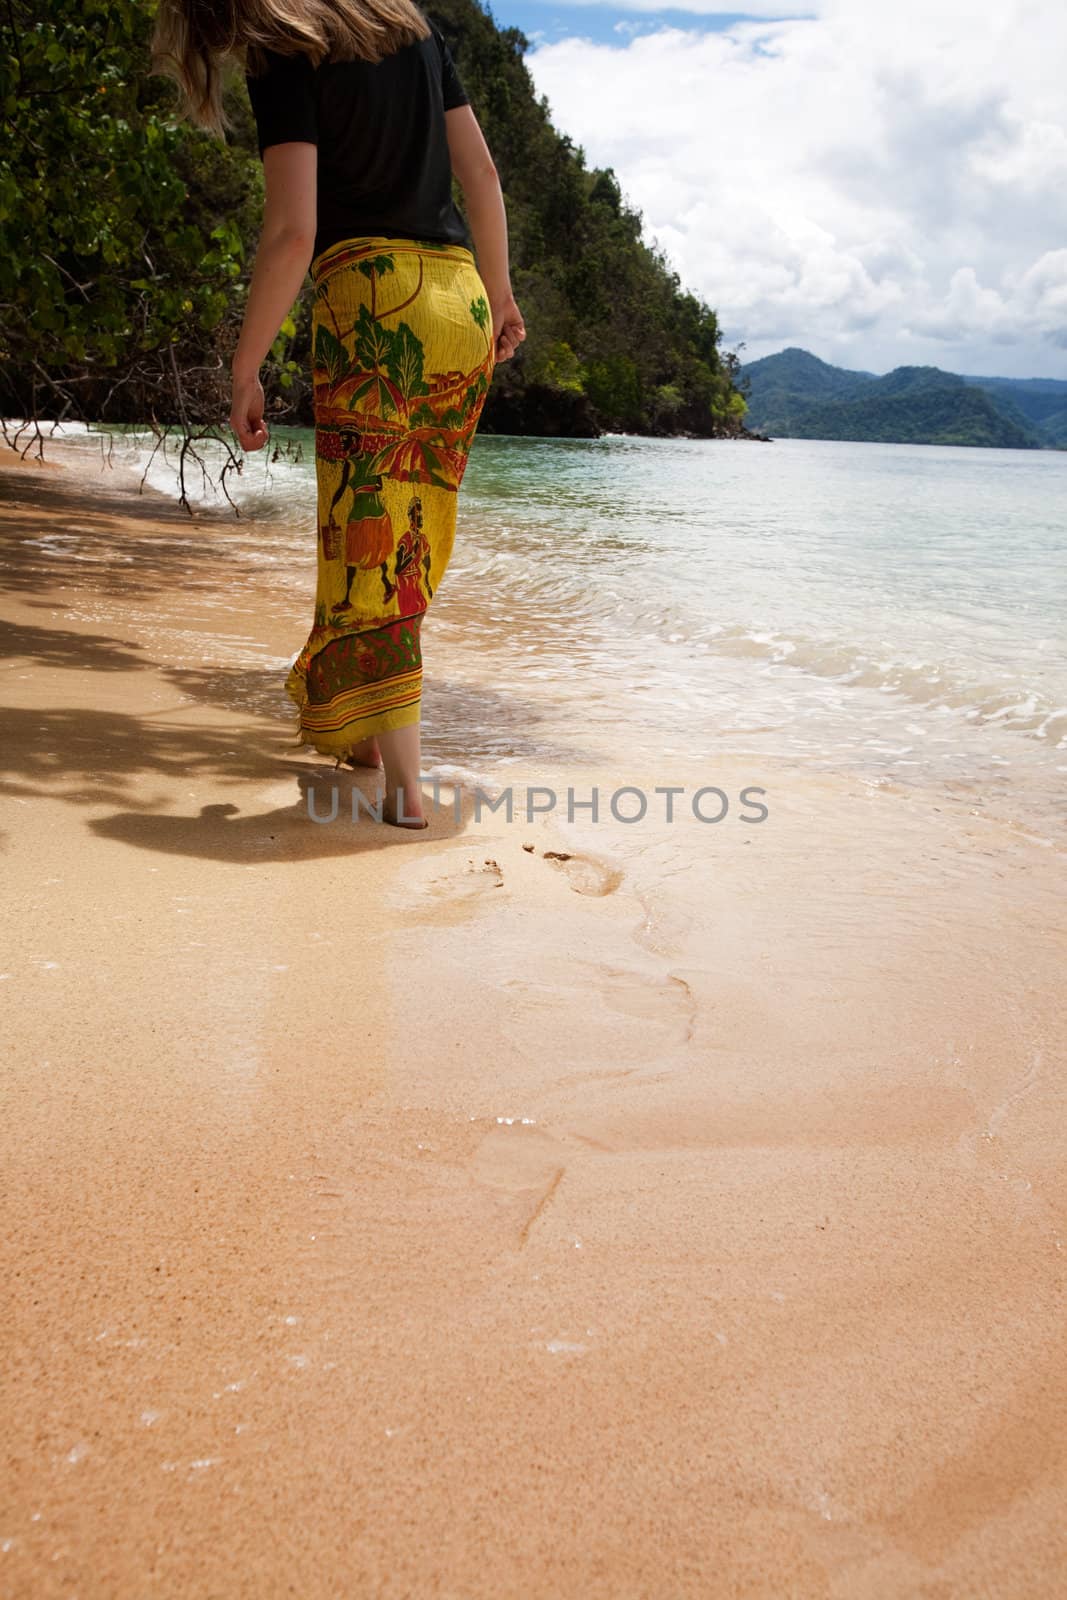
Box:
[485, 5, 775, 47]
[469, 1, 1067, 380]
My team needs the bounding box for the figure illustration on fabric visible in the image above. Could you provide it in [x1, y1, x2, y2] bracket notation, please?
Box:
[329, 474, 395, 616]
[385, 494, 433, 611]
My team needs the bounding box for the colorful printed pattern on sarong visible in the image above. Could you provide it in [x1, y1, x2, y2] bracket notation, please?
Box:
[284, 235, 496, 757]
[300, 615, 424, 742]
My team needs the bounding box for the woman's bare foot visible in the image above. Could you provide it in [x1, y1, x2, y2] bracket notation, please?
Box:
[377, 723, 428, 829]
[382, 786, 428, 829]
[335, 737, 382, 770]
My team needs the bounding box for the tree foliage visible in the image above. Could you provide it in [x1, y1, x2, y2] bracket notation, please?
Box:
[427, 0, 745, 437]
[0, 0, 296, 502]
[1, 0, 750, 504]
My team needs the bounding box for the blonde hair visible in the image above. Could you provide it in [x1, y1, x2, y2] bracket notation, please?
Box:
[151, 0, 433, 137]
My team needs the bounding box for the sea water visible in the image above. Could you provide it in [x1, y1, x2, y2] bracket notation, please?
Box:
[45, 424, 1067, 836]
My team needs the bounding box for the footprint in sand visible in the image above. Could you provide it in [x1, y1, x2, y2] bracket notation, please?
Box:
[394, 845, 621, 909]
[539, 849, 622, 898]
[391, 851, 505, 914]
[468, 1123, 569, 1247]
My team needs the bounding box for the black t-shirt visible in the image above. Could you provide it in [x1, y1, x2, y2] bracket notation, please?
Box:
[245, 21, 473, 262]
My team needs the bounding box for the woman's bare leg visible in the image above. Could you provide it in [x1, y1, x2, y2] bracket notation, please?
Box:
[376, 721, 427, 828]
[339, 736, 382, 769]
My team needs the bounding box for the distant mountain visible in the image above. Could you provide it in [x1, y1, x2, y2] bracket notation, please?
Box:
[739, 348, 1063, 449]
[959, 375, 1067, 447]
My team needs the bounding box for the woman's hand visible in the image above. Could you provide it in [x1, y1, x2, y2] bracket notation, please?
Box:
[492, 294, 526, 363]
[229, 368, 270, 453]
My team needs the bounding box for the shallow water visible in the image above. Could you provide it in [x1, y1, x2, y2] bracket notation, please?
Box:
[48, 423, 1067, 835]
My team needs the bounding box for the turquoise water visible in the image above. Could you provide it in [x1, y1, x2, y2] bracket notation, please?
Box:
[56, 424, 1067, 826]
[452, 433, 1067, 737]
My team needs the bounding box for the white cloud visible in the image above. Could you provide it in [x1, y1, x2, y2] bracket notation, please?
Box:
[526, 0, 1067, 376]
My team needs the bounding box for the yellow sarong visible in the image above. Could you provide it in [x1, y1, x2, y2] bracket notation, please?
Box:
[285, 235, 496, 756]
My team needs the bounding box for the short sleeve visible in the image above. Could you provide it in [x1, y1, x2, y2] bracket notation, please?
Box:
[245, 49, 318, 154]
[431, 24, 470, 111]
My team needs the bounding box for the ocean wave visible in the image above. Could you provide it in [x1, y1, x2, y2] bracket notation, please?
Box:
[701, 624, 1067, 744]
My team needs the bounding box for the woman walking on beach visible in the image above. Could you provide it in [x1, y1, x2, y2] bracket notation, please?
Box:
[151, 0, 524, 828]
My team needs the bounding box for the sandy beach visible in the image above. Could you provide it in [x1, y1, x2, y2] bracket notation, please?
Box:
[2, 438, 1065, 1598]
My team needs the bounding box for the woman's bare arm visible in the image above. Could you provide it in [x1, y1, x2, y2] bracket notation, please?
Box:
[230, 142, 317, 451]
[445, 106, 525, 363]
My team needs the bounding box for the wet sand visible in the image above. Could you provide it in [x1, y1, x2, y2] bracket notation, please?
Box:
[2, 439, 1066, 1598]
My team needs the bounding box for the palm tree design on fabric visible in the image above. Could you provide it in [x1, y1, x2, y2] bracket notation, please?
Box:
[313, 253, 493, 518]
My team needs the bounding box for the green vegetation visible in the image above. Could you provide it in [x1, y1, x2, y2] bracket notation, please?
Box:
[0, 0, 274, 500]
[959, 374, 1067, 447]
[427, 0, 745, 439]
[740, 348, 1064, 450]
[1, 0, 749, 500]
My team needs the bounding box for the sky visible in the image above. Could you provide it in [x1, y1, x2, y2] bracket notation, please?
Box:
[484, 0, 1067, 378]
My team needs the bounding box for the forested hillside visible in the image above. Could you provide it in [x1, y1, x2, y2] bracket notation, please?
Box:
[741, 349, 1061, 449]
[0, 0, 750, 474]
[960, 374, 1067, 447]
